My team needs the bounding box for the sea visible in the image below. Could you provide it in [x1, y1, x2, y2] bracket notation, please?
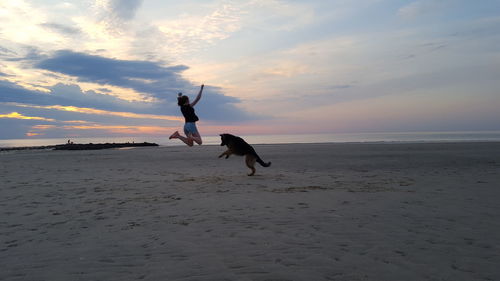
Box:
[1, 131, 500, 148]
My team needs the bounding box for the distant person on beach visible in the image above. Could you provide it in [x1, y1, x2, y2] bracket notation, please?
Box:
[169, 84, 204, 146]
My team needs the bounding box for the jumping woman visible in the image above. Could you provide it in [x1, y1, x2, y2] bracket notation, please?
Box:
[169, 84, 204, 146]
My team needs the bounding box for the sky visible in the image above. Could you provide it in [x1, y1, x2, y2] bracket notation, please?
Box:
[1, 0, 500, 139]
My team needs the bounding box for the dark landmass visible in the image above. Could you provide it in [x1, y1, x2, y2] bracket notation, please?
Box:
[0, 145, 56, 152]
[0, 142, 158, 151]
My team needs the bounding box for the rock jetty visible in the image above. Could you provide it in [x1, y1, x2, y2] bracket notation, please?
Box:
[1, 142, 158, 151]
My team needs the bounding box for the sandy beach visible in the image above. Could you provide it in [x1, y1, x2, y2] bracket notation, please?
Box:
[1, 142, 499, 281]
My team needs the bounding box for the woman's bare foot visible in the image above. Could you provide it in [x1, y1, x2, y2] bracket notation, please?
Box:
[169, 131, 180, 139]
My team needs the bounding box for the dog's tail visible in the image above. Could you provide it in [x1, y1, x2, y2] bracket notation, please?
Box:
[255, 155, 271, 167]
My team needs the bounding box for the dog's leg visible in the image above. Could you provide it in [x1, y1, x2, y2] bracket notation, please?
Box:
[245, 154, 257, 176]
[219, 150, 231, 158]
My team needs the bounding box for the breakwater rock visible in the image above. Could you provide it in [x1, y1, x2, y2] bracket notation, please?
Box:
[54, 142, 159, 150]
[1, 142, 158, 151]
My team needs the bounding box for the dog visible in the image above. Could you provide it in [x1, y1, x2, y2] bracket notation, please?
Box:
[219, 134, 271, 176]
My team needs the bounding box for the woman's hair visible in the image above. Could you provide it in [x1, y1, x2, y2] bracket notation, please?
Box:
[177, 93, 189, 106]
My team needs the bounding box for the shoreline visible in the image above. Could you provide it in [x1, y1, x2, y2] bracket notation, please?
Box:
[2, 139, 500, 151]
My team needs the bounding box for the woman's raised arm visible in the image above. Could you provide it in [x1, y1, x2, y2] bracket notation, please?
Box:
[190, 84, 204, 107]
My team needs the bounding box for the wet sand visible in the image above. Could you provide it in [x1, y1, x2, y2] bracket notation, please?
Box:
[1, 142, 499, 281]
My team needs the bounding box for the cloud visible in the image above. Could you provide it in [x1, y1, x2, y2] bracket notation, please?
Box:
[39, 23, 81, 35]
[98, 0, 144, 21]
[0, 80, 51, 105]
[36, 50, 189, 98]
[0, 46, 17, 56]
[1, 59, 256, 129]
[242, 0, 315, 32]
[33, 50, 256, 122]
[93, 0, 144, 32]
[147, 1, 314, 58]
[0, 119, 35, 139]
[4, 47, 46, 62]
[0, 0, 65, 48]
[0, 112, 55, 122]
[48, 83, 152, 112]
[152, 3, 243, 57]
[0, 80, 178, 131]
[8, 103, 182, 122]
[0, 79, 145, 113]
[398, 1, 446, 19]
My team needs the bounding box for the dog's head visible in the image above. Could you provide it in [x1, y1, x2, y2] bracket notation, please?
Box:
[219, 133, 235, 146]
[219, 134, 227, 146]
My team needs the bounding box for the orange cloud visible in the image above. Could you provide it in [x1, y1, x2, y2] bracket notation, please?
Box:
[0, 112, 56, 121]
[31, 124, 57, 130]
[62, 120, 92, 124]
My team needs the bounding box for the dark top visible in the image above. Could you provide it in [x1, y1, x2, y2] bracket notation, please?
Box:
[180, 105, 199, 123]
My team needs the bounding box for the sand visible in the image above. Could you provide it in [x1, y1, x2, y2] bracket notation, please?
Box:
[1, 142, 499, 281]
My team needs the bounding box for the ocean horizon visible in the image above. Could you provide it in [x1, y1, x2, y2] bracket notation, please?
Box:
[1, 131, 500, 148]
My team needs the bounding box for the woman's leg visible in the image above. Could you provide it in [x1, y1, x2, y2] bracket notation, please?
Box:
[169, 131, 194, 146]
[189, 132, 202, 145]
[184, 122, 202, 145]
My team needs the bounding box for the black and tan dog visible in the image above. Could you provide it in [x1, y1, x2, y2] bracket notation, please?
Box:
[219, 134, 271, 176]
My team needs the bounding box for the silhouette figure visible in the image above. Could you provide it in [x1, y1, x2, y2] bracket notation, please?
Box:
[169, 84, 204, 146]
